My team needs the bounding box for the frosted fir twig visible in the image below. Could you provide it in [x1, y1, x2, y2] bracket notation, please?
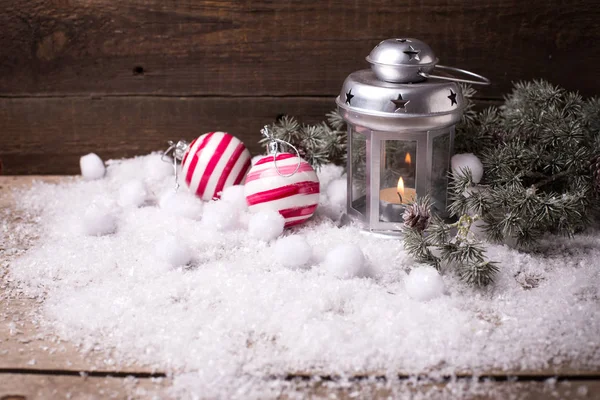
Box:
[402, 196, 499, 286]
[453, 80, 600, 247]
[259, 112, 347, 169]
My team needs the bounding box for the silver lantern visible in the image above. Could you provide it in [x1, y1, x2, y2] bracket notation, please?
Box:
[336, 38, 490, 236]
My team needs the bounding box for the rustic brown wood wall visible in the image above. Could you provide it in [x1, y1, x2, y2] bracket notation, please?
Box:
[1, 0, 599, 174]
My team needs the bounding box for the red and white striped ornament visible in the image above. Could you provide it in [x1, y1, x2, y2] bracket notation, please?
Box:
[244, 153, 320, 228]
[180, 132, 252, 201]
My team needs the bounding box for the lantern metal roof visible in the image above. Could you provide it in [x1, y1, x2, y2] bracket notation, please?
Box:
[336, 38, 469, 132]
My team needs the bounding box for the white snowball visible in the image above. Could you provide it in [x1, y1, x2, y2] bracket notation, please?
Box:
[82, 205, 116, 236]
[220, 185, 248, 211]
[317, 164, 344, 192]
[273, 235, 312, 269]
[405, 266, 445, 302]
[451, 153, 484, 184]
[326, 178, 347, 208]
[237, 211, 251, 230]
[248, 210, 285, 241]
[463, 185, 481, 198]
[145, 154, 174, 179]
[118, 180, 147, 208]
[80, 153, 106, 180]
[155, 236, 192, 267]
[159, 191, 203, 220]
[202, 200, 239, 231]
[323, 244, 366, 279]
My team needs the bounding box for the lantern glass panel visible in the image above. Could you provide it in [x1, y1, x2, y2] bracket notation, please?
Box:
[378, 140, 417, 223]
[430, 132, 451, 214]
[350, 128, 367, 216]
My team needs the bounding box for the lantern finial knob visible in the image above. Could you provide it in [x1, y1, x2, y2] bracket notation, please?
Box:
[366, 38, 437, 83]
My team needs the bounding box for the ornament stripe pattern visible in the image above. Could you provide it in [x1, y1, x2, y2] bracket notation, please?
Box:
[196, 134, 234, 198]
[184, 133, 214, 185]
[246, 181, 320, 206]
[279, 204, 318, 219]
[245, 162, 315, 183]
[255, 153, 295, 166]
[213, 142, 246, 197]
[244, 153, 320, 227]
[233, 158, 252, 185]
[181, 137, 198, 167]
[284, 217, 312, 228]
[182, 132, 252, 201]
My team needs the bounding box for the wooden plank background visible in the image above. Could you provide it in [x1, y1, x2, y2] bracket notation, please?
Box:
[1, 0, 599, 174]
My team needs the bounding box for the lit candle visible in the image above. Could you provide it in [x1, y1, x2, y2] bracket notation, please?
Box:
[379, 177, 416, 205]
[379, 176, 417, 222]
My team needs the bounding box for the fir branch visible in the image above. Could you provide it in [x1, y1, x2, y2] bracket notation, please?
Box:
[452, 80, 600, 247]
[458, 261, 500, 287]
[402, 196, 498, 286]
[261, 111, 346, 168]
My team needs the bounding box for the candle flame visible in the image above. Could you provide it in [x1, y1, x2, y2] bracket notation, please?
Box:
[405, 153, 412, 165]
[397, 177, 405, 196]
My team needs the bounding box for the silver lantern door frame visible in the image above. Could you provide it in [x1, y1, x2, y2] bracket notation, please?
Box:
[346, 125, 454, 234]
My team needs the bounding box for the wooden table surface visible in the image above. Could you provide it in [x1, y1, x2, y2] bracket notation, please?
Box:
[1, 176, 599, 399]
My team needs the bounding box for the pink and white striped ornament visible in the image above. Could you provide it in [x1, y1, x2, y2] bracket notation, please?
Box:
[244, 153, 320, 228]
[181, 132, 252, 201]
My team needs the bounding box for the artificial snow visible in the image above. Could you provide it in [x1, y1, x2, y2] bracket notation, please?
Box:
[159, 190, 203, 220]
[248, 210, 285, 242]
[201, 200, 239, 231]
[79, 153, 106, 180]
[220, 185, 248, 211]
[405, 266, 445, 301]
[81, 204, 117, 236]
[144, 153, 174, 180]
[323, 243, 368, 279]
[325, 178, 347, 209]
[451, 153, 484, 184]
[155, 235, 193, 268]
[5, 153, 600, 399]
[272, 235, 312, 269]
[118, 179, 147, 208]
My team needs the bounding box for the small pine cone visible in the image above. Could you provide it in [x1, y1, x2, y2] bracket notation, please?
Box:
[402, 202, 431, 232]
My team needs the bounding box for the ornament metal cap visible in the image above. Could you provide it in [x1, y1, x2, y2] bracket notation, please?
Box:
[260, 125, 301, 177]
[162, 139, 189, 191]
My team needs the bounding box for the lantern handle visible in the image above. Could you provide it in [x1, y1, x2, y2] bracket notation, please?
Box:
[418, 65, 491, 86]
[260, 125, 302, 177]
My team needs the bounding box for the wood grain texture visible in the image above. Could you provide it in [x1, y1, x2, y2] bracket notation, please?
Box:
[0, 374, 166, 399]
[281, 380, 600, 400]
[0, 296, 160, 373]
[0, 0, 599, 98]
[0, 176, 158, 374]
[0, 96, 334, 175]
[1, 375, 598, 400]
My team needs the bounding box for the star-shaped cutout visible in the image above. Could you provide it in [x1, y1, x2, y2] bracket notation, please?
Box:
[403, 45, 421, 61]
[448, 90, 457, 106]
[391, 94, 410, 112]
[345, 89, 355, 105]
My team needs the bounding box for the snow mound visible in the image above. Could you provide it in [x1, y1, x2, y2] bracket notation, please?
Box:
[7, 153, 600, 398]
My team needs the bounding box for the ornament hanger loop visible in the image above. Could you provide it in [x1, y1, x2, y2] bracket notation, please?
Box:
[260, 125, 302, 177]
[162, 139, 189, 192]
[418, 65, 491, 86]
